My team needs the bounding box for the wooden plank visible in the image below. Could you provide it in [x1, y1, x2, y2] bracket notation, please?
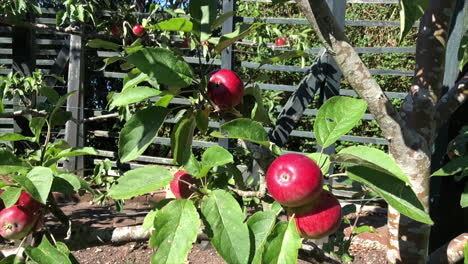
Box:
[219, 0, 236, 150]
[239, 17, 419, 27]
[64, 35, 85, 174]
[318, 0, 346, 165]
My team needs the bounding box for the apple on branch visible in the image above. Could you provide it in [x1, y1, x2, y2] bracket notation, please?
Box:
[266, 153, 323, 207]
[207, 69, 244, 110]
[132, 24, 145, 37]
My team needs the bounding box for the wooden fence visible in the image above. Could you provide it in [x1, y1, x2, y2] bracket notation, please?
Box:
[0, 0, 464, 199]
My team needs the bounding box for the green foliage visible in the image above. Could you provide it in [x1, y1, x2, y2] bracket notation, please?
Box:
[201, 190, 251, 264]
[25, 236, 78, 264]
[150, 200, 200, 264]
[314, 96, 367, 148]
[262, 219, 302, 264]
[210, 118, 270, 147]
[107, 166, 173, 199]
[247, 211, 278, 264]
[118, 106, 169, 162]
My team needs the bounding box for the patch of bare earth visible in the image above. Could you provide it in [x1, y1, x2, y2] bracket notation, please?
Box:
[0, 195, 387, 263]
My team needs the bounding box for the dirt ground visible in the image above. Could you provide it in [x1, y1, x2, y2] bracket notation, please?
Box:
[0, 194, 388, 263]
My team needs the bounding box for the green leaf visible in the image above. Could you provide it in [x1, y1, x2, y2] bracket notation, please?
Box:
[155, 94, 174, 107]
[19, 167, 54, 204]
[210, 118, 270, 147]
[147, 18, 193, 32]
[432, 156, 468, 177]
[0, 133, 33, 142]
[243, 86, 271, 125]
[98, 56, 122, 71]
[123, 71, 151, 92]
[334, 146, 410, 184]
[150, 200, 200, 264]
[25, 236, 72, 264]
[307, 153, 331, 175]
[215, 23, 264, 53]
[347, 166, 433, 224]
[211, 11, 236, 30]
[30, 117, 46, 143]
[119, 106, 169, 163]
[314, 96, 367, 148]
[127, 48, 194, 89]
[183, 154, 202, 176]
[49, 91, 76, 127]
[87, 39, 121, 51]
[461, 183, 468, 208]
[189, 0, 217, 41]
[110, 86, 161, 108]
[45, 147, 99, 167]
[352, 226, 377, 235]
[195, 145, 234, 179]
[0, 187, 21, 208]
[51, 173, 81, 195]
[107, 166, 173, 199]
[399, 0, 427, 41]
[142, 209, 158, 233]
[270, 201, 283, 216]
[171, 112, 196, 165]
[201, 190, 251, 264]
[40, 87, 60, 103]
[0, 150, 30, 175]
[263, 219, 302, 264]
[195, 108, 209, 133]
[247, 211, 277, 264]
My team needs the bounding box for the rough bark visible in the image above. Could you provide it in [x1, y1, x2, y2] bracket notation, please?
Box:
[294, 0, 457, 263]
[435, 72, 468, 129]
[428, 233, 468, 264]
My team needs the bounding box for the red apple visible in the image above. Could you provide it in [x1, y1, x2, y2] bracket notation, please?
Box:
[275, 37, 286, 46]
[207, 69, 244, 109]
[17, 191, 41, 213]
[183, 39, 190, 48]
[111, 25, 121, 37]
[266, 153, 323, 207]
[288, 190, 342, 239]
[0, 205, 37, 240]
[132, 24, 145, 37]
[170, 171, 197, 199]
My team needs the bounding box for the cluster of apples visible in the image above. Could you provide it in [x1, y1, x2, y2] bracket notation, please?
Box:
[266, 153, 342, 239]
[0, 191, 42, 240]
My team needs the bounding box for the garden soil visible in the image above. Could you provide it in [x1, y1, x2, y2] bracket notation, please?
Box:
[0, 193, 387, 263]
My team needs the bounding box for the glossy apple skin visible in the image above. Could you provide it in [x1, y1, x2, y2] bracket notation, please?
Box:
[132, 24, 145, 37]
[207, 69, 244, 109]
[17, 191, 41, 213]
[170, 171, 197, 199]
[0, 205, 37, 240]
[266, 153, 323, 207]
[275, 37, 286, 46]
[288, 190, 342, 239]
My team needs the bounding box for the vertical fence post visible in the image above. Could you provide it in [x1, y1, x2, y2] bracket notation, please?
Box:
[219, 0, 236, 150]
[64, 34, 85, 174]
[318, 0, 345, 161]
